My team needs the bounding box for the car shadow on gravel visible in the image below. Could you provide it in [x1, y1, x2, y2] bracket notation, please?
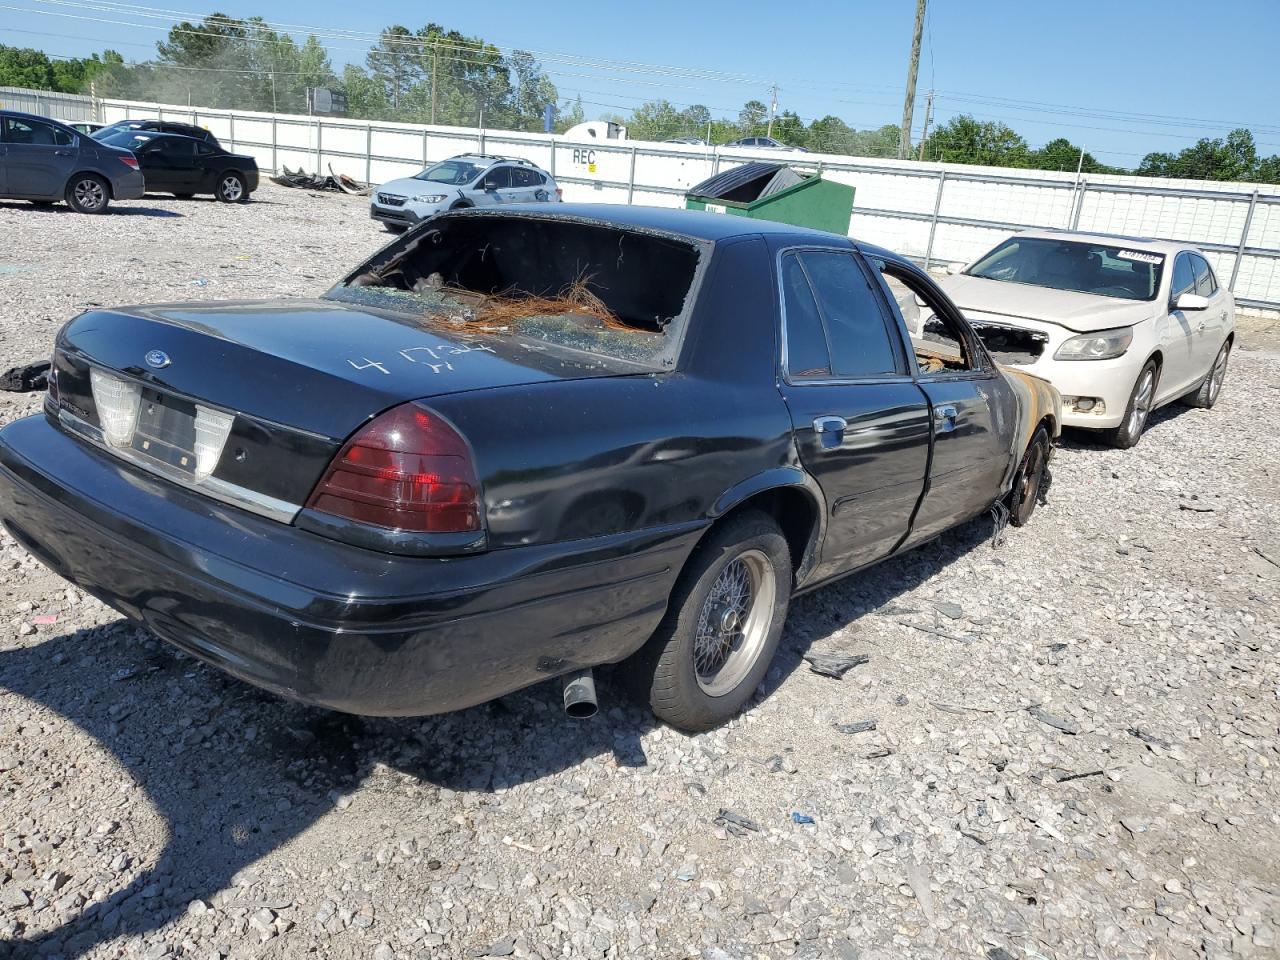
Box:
[0, 202, 183, 219]
[0, 623, 654, 959]
[1056, 400, 1195, 450]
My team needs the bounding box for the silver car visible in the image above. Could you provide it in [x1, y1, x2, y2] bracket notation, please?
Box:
[370, 154, 561, 231]
[0, 110, 145, 214]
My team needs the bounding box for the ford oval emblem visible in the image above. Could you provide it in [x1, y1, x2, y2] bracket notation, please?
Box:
[144, 350, 171, 369]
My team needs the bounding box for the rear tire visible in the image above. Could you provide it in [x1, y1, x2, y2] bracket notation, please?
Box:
[216, 172, 247, 203]
[627, 510, 791, 732]
[1007, 425, 1050, 527]
[1101, 360, 1159, 449]
[1181, 340, 1230, 409]
[64, 174, 110, 214]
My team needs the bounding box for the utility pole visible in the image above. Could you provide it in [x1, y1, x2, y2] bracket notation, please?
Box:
[431, 44, 439, 125]
[766, 83, 778, 138]
[916, 89, 934, 162]
[898, 0, 927, 159]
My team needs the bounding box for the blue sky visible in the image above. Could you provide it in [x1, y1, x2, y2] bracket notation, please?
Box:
[4, 0, 1279, 164]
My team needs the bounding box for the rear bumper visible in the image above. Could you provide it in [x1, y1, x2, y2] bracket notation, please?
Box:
[0, 415, 701, 716]
[113, 170, 146, 200]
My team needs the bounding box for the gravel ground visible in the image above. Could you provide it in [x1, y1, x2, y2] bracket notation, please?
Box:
[0, 187, 1277, 960]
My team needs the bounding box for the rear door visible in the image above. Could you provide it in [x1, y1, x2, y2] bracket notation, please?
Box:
[1189, 253, 1230, 372]
[775, 247, 931, 579]
[1, 116, 77, 198]
[868, 256, 1018, 545]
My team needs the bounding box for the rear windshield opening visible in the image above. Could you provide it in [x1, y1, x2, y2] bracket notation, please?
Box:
[332, 214, 704, 367]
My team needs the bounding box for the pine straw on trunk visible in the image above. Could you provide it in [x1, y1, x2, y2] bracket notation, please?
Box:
[427, 279, 654, 335]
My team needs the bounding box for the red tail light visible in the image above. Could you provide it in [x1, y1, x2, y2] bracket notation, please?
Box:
[555, 187, 563, 200]
[119, 155, 140, 170]
[306, 404, 482, 534]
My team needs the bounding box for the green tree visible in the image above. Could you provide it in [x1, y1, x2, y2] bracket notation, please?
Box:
[628, 99, 683, 140]
[364, 26, 425, 112]
[770, 109, 806, 147]
[1137, 128, 1263, 181]
[555, 95, 585, 133]
[1028, 137, 1111, 174]
[922, 114, 1030, 166]
[738, 99, 767, 135]
[508, 49, 557, 131]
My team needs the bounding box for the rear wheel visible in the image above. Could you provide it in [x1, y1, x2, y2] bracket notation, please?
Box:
[1182, 340, 1231, 409]
[1007, 425, 1050, 527]
[628, 510, 790, 732]
[1101, 360, 1159, 449]
[216, 172, 247, 203]
[64, 174, 110, 214]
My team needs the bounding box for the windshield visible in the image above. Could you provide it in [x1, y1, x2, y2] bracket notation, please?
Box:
[329, 215, 704, 369]
[414, 159, 484, 186]
[91, 122, 138, 141]
[967, 237, 1164, 301]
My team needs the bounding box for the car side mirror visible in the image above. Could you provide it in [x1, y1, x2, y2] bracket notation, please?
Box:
[945, 262, 962, 275]
[1175, 292, 1209, 311]
[482, 180, 498, 191]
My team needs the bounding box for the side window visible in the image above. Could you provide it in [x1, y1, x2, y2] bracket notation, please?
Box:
[513, 168, 539, 187]
[3, 118, 69, 146]
[798, 251, 900, 377]
[781, 255, 832, 379]
[482, 167, 511, 189]
[871, 259, 979, 375]
[1171, 253, 1196, 302]
[196, 141, 216, 157]
[1191, 254, 1217, 296]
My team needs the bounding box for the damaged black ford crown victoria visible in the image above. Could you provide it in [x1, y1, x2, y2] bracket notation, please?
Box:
[0, 205, 1059, 731]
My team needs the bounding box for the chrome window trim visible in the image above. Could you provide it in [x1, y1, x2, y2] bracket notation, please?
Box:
[56, 407, 301, 524]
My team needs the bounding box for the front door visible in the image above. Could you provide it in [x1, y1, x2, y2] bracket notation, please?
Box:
[0, 116, 77, 198]
[139, 137, 197, 193]
[775, 248, 931, 579]
[473, 166, 512, 206]
[1161, 252, 1200, 394]
[868, 257, 1017, 545]
[1188, 253, 1231, 373]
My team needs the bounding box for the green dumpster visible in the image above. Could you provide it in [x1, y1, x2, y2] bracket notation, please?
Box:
[685, 162, 854, 236]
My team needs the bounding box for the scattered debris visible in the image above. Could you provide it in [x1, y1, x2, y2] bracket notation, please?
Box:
[832, 719, 878, 735]
[0, 360, 50, 393]
[898, 620, 969, 642]
[1127, 727, 1172, 750]
[1178, 503, 1215, 513]
[904, 859, 936, 924]
[790, 812, 815, 825]
[713, 809, 761, 837]
[932, 600, 963, 620]
[802, 652, 869, 679]
[989, 498, 1010, 548]
[269, 165, 373, 195]
[31, 615, 57, 626]
[1051, 769, 1104, 784]
[1028, 706, 1080, 735]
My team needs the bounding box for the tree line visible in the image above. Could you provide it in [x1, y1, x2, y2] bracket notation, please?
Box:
[3, 28, 1277, 184]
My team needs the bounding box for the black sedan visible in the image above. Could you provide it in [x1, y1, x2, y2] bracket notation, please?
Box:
[92, 118, 220, 146]
[0, 206, 1059, 731]
[97, 130, 258, 202]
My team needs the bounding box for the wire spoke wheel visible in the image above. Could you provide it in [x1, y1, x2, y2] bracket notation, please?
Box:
[692, 549, 775, 697]
[73, 179, 105, 211]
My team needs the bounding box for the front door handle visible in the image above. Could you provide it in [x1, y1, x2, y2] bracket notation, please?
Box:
[933, 404, 958, 433]
[812, 415, 847, 450]
[54, 149, 74, 157]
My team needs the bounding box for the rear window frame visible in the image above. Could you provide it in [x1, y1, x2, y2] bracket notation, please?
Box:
[328, 209, 715, 372]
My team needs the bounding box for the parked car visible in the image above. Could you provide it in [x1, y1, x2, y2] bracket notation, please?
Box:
[92, 119, 220, 147]
[725, 136, 808, 152]
[370, 154, 561, 231]
[665, 136, 708, 146]
[95, 130, 258, 202]
[64, 120, 104, 136]
[938, 230, 1235, 448]
[0, 109, 144, 213]
[0, 206, 1058, 732]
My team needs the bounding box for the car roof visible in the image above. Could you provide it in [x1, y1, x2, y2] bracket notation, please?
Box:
[1010, 228, 1198, 257]
[444, 203, 855, 244]
[0, 109, 78, 129]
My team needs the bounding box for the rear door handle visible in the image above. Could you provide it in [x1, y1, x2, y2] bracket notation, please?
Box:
[812, 415, 847, 450]
[54, 149, 74, 157]
[933, 404, 958, 433]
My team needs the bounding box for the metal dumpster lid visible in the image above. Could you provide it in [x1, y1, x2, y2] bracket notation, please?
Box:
[687, 161, 786, 200]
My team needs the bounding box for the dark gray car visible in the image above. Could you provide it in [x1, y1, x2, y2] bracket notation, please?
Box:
[0, 110, 145, 213]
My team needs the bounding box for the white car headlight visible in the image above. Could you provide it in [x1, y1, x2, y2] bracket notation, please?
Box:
[412, 194, 447, 203]
[1053, 327, 1133, 361]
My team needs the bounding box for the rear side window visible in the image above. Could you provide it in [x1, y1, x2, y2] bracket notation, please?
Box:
[797, 251, 900, 378]
[782, 255, 831, 378]
[1191, 254, 1217, 296]
[512, 168, 541, 187]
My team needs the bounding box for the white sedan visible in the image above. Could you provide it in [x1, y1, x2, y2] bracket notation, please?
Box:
[934, 231, 1234, 448]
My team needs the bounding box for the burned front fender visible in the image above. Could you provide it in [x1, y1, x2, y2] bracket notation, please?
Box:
[997, 365, 1062, 494]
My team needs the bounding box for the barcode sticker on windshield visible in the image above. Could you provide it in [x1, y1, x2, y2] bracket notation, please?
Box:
[1116, 250, 1163, 264]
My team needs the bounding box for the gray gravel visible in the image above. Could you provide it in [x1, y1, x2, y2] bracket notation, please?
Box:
[0, 188, 1277, 960]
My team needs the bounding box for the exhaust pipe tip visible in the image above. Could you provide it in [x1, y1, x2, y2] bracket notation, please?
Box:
[562, 669, 598, 719]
